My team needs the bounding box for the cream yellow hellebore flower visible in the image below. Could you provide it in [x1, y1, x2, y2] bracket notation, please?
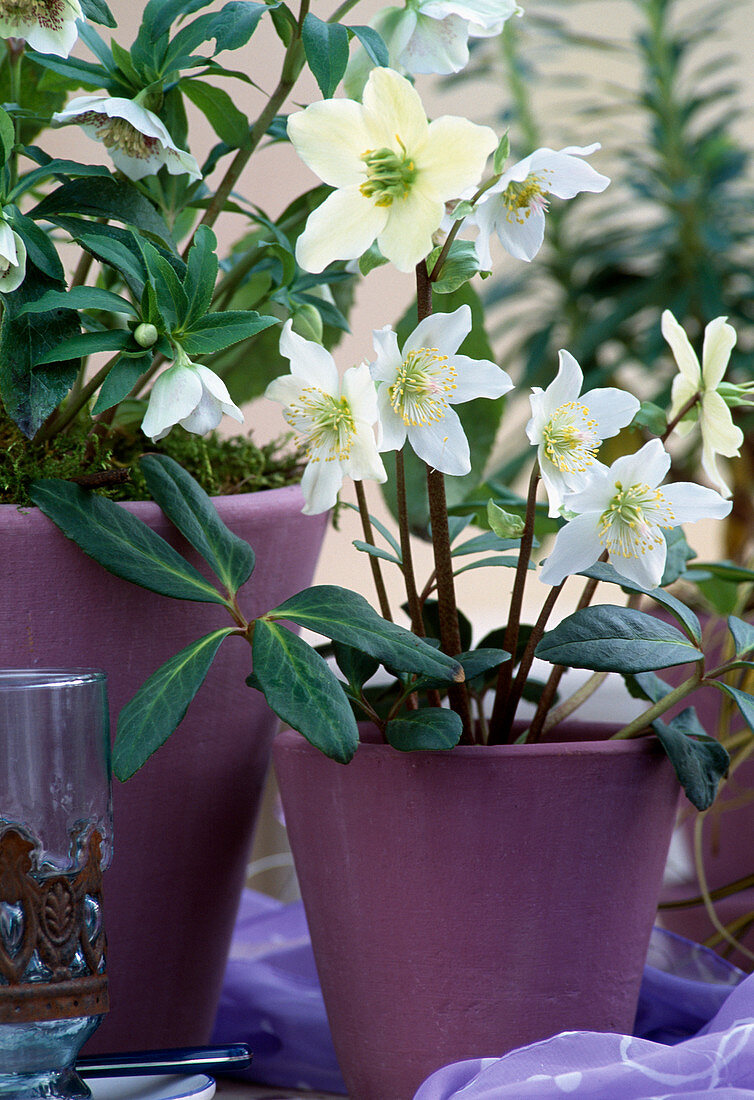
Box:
[662, 309, 741, 497]
[287, 67, 497, 273]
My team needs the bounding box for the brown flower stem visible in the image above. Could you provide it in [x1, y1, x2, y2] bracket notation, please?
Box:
[395, 449, 424, 637]
[499, 581, 564, 743]
[488, 463, 540, 743]
[355, 479, 393, 622]
[181, 0, 311, 259]
[662, 391, 701, 442]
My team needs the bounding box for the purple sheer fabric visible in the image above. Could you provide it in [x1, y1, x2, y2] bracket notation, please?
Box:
[212, 890, 748, 1097]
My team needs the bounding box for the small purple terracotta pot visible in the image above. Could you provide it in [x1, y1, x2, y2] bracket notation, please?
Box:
[274, 723, 680, 1100]
[0, 486, 327, 1053]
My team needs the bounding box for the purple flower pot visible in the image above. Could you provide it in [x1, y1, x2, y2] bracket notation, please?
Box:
[273, 723, 680, 1100]
[0, 486, 327, 1053]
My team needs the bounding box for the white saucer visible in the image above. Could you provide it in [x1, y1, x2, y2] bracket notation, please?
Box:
[85, 1075, 215, 1100]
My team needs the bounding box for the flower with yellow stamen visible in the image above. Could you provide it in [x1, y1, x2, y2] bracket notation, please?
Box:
[540, 439, 731, 589]
[527, 349, 640, 517]
[370, 304, 512, 476]
[0, 0, 82, 58]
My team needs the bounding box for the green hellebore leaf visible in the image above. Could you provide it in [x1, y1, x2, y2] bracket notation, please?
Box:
[29, 479, 228, 605]
[487, 499, 525, 539]
[535, 606, 703, 673]
[385, 709, 463, 752]
[114, 628, 235, 780]
[138, 454, 255, 596]
[492, 130, 510, 176]
[0, 106, 14, 167]
[652, 709, 729, 810]
[91, 354, 151, 414]
[728, 615, 754, 658]
[252, 620, 358, 763]
[429, 240, 485, 294]
[578, 561, 701, 644]
[302, 14, 350, 98]
[266, 586, 464, 684]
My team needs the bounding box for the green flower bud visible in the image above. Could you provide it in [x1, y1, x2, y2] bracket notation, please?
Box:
[291, 304, 323, 344]
[134, 322, 158, 348]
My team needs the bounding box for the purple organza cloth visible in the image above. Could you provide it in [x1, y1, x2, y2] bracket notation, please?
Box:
[212, 890, 748, 1096]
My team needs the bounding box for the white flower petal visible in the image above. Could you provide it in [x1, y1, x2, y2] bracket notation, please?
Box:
[661, 309, 701, 387]
[371, 325, 402, 380]
[609, 439, 671, 491]
[407, 407, 470, 474]
[193, 364, 243, 422]
[287, 100, 372, 188]
[300, 455, 344, 515]
[701, 315, 736, 391]
[700, 391, 743, 456]
[343, 425, 387, 483]
[0, 0, 82, 57]
[362, 67, 429, 150]
[543, 350, 583, 414]
[0, 231, 25, 293]
[609, 537, 666, 590]
[450, 355, 511, 401]
[405, 305, 471, 358]
[399, 11, 471, 74]
[296, 187, 388, 273]
[376, 187, 445, 272]
[279, 319, 339, 392]
[539, 512, 603, 586]
[0, 220, 17, 265]
[580, 387, 640, 438]
[538, 457, 571, 518]
[375, 385, 409, 452]
[493, 202, 546, 262]
[419, 116, 497, 197]
[141, 365, 202, 442]
[527, 147, 610, 198]
[180, 389, 225, 435]
[342, 361, 380, 425]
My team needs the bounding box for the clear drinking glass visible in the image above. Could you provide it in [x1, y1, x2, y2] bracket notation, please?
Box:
[0, 670, 112, 1098]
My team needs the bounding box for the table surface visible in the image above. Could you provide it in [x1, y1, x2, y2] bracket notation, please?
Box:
[215, 1083, 342, 1099]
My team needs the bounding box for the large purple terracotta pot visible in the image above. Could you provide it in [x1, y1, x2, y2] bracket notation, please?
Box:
[0, 486, 327, 1053]
[273, 723, 680, 1100]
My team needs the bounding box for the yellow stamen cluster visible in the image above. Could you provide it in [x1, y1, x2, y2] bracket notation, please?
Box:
[599, 481, 675, 560]
[284, 388, 356, 463]
[360, 138, 417, 208]
[76, 112, 159, 161]
[501, 172, 551, 224]
[542, 401, 599, 473]
[389, 347, 456, 427]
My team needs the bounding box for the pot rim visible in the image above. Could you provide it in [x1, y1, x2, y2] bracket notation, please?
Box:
[274, 724, 663, 758]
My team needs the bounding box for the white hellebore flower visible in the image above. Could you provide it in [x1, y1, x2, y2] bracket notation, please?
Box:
[287, 67, 497, 274]
[540, 438, 731, 590]
[370, 304, 512, 476]
[465, 144, 610, 268]
[265, 321, 387, 515]
[52, 96, 201, 182]
[355, 0, 521, 81]
[0, 0, 82, 58]
[527, 349, 640, 517]
[0, 220, 26, 293]
[662, 309, 742, 497]
[142, 349, 243, 443]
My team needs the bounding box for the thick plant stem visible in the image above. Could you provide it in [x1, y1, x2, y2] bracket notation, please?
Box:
[505, 582, 564, 744]
[355, 480, 393, 622]
[395, 449, 424, 637]
[488, 463, 540, 743]
[182, 0, 311, 257]
[611, 668, 703, 739]
[414, 261, 471, 738]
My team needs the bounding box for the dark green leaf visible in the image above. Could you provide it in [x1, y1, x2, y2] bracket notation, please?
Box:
[149, 0, 214, 39]
[182, 79, 250, 147]
[31, 178, 174, 251]
[332, 641, 380, 689]
[623, 670, 673, 704]
[352, 540, 401, 565]
[0, 262, 79, 437]
[652, 710, 729, 810]
[33, 328, 132, 365]
[459, 647, 510, 680]
[114, 628, 234, 780]
[17, 286, 138, 317]
[180, 310, 278, 354]
[579, 561, 702, 643]
[252, 620, 358, 763]
[633, 400, 667, 435]
[29, 479, 228, 604]
[385, 709, 463, 752]
[661, 527, 697, 586]
[91, 355, 150, 414]
[0, 106, 14, 167]
[348, 25, 388, 67]
[302, 14, 349, 98]
[728, 615, 754, 657]
[267, 586, 464, 683]
[11, 159, 111, 200]
[143, 243, 189, 328]
[712, 682, 754, 735]
[7, 210, 64, 281]
[184, 224, 218, 326]
[536, 606, 704, 673]
[139, 454, 255, 595]
[58, 222, 147, 296]
[428, 240, 484, 293]
[80, 0, 117, 26]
